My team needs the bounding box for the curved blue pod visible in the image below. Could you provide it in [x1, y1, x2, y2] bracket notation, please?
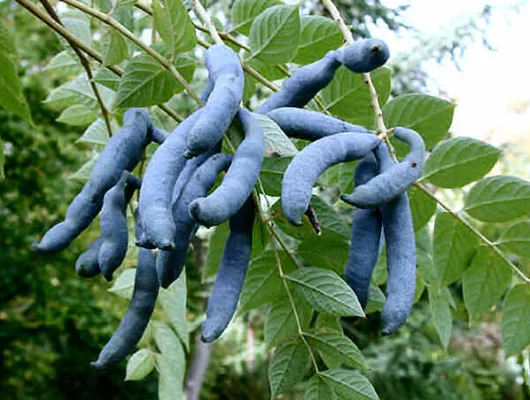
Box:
[75, 174, 141, 279]
[281, 132, 382, 225]
[34, 109, 151, 253]
[266, 107, 370, 140]
[374, 144, 416, 335]
[341, 127, 425, 208]
[138, 109, 203, 250]
[91, 210, 159, 368]
[171, 141, 221, 206]
[157, 153, 233, 288]
[189, 108, 264, 228]
[98, 171, 131, 281]
[75, 236, 105, 278]
[201, 197, 255, 342]
[151, 127, 169, 144]
[344, 153, 383, 309]
[335, 38, 390, 73]
[185, 44, 244, 158]
[256, 51, 340, 114]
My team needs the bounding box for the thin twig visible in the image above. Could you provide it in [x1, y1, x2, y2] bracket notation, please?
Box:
[321, 0, 390, 141]
[192, 0, 223, 45]
[415, 182, 530, 284]
[60, 0, 204, 106]
[16, 0, 184, 123]
[39, 0, 114, 136]
[272, 241, 320, 373]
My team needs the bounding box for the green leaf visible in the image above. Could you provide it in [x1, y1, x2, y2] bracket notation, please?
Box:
[304, 329, 365, 369]
[248, 5, 300, 64]
[113, 54, 194, 108]
[264, 293, 312, 348]
[125, 349, 155, 381]
[463, 246, 512, 320]
[365, 285, 386, 315]
[382, 94, 455, 149]
[238, 251, 296, 313]
[0, 137, 4, 179]
[320, 67, 391, 128]
[268, 339, 310, 398]
[204, 222, 230, 279]
[108, 268, 136, 299]
[57, 104, 98, 126]
[428, 286, 452, 349]
[0, 21, 31, 121]
[153, 0, 196, 57]
[153, 322, 185, 400]
[246, 53, 287, 81]
[159, 271, 189, 351]
[77, 118, 113, 145]
[316, 313, 342, 332]
[502, 284, 530, 355]
[231, 0, 281, 35]
[254, 113, 298, 156]
[43, 50, 82, 75]
[293, 16, 342, 65]
[465, 176, 530, 223]
[94, 69, 121, 91]
[422, 137, 500, 188]
[260, 156, 292, 196]
[69, 151, 99, 182]
[45, 75, 114, 110]
[305, 375, 337, 400]
[320, 369, 379, 400]
[297, 235, 349, 274]
[319, 160, 357, 193]
[408, 186, 436, 231]
[309, 196, 350, 238]
[433, 212, 477, 286]
[498, 221, 530, 258]
[61, 10, 92, 46]
[416, 227, 437, 285]
[102, 30, 128, 66]
[272, 195, 349, 241]
[243, 72, 257, 102]
[285, 267, 364, 317]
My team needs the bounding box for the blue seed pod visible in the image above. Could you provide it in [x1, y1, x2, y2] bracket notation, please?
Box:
[201, 197, 255, 343]
[75, 174, 141, 278]
[335, 38, 390, 73]
[157, 153, 233, 288]
[344, 153, 383, 309]
[34, 109, 151, 253]
[375, 145, 416, 335]
[185, 44, 244, 158]
[256, 51, 340, 114]
[98, 171, 131, 281]
[75, 236, 105, 278]
[189, 108, 264, 228]
[151, 127, 169, 144]
[91, 210, 159, 368]
[341, 127, 425, 208]
[267, 107, 370, 140]
[138, 109, 203, 250]
[171, 141, 222, 206]
[282, 132, 382, 225]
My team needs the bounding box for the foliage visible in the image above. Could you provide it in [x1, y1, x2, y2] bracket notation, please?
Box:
[2, 0, 530, 399]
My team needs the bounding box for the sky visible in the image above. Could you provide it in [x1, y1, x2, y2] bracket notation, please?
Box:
[372, 0, 530, 148]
